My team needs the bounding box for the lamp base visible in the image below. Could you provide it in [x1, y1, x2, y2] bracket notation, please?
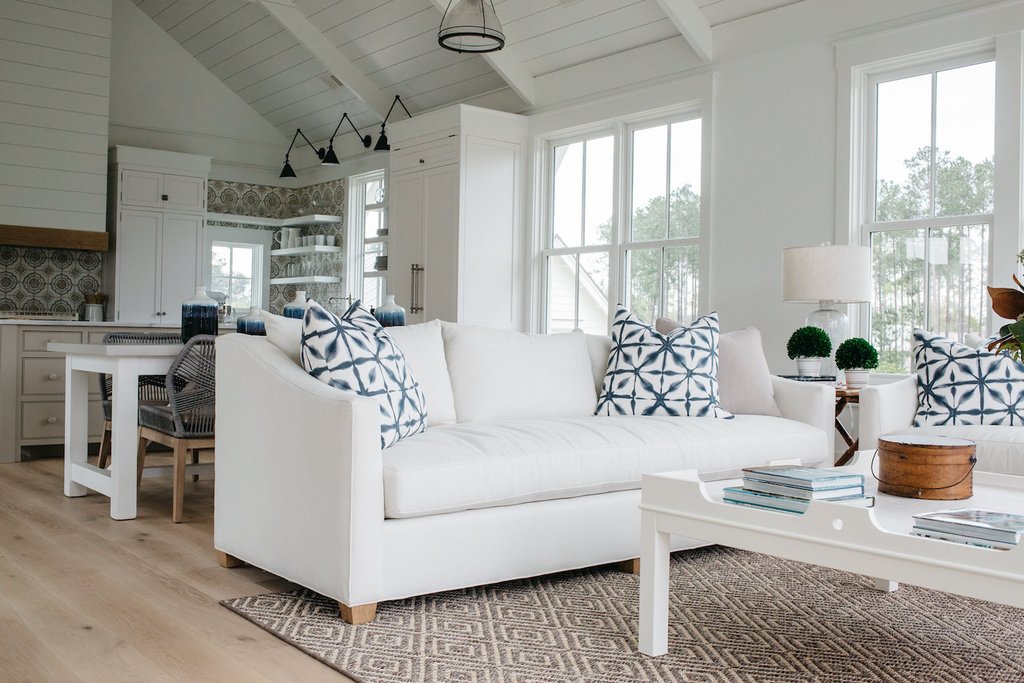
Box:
[806, 301, 849, 377]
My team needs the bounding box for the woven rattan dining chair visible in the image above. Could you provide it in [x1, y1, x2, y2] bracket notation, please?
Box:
[137, 335, 216, 523]
[97, 332, 182, 469]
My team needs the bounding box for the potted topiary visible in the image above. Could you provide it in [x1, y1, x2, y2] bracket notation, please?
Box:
[787, 326, 832, 377]
[834, 337, 879, 389]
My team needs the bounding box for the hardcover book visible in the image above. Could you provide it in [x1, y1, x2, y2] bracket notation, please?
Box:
[911, 527, 1017, 551]
[913, 509, 1024, 544]
[741, 465, 864, 490]
[723, 487, 873, 514]
[741, 479, 864, 500]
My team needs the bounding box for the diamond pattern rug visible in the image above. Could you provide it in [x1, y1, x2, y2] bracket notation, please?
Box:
[221, 546, 1024, 682]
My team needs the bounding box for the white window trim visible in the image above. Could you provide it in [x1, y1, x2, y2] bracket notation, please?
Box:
[836, 15, 1024, 339]
[535, 106, 712, 333]
[347, 169, 387, 306]
[204, 225, 271, 310]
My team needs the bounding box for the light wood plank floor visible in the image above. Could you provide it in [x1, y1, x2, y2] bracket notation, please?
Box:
[0, 455, 353, 682]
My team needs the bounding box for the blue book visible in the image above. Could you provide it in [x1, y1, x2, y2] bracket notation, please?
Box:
[723, 486, 872, 514]
[741, 465, 864, 490]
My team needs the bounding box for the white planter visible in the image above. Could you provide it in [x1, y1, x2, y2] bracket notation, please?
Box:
[844, 369, 870, 389]
[795, 358, 823, 377]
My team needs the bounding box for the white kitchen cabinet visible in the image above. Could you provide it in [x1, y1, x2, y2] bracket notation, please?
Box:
[106, 147, 210, 323]
[388, 105, 527, 329]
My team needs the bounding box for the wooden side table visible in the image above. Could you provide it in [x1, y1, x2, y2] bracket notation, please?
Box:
[835, 388, 859, 466]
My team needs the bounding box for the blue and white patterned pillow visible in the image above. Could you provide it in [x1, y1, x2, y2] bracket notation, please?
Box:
[596, 308, 732, 418]
[914, 329, 1024, 426]
[301, 300, 427, 448]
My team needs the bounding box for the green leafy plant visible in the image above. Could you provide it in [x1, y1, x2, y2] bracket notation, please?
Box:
[986, 250, 1024, 362]
[835, 337, 879, 370]
[787, 326, 832, 359]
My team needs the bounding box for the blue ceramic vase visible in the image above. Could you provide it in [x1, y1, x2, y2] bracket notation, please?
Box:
[181, 287, 218, 343]
[236, 306, 266, 336]
[373, 295, 406, 327]
[283, 290, 308, 319]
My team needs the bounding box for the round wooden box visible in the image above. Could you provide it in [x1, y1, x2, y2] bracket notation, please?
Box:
[876, 435, 977, 500]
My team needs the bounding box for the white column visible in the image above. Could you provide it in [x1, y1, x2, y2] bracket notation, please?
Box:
[63, 360, 88, 498]
[639, 509, 671, 656]
[109, 358, 139, 520]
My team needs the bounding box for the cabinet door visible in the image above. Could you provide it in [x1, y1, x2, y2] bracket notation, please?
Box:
[389, 172, 426, 323]
[163, 174, 206, 211]
[421, 165, 459, 323]
[120, 170, 163, 208]
[115, 210, 162, 322]
[159, 213, 203, 323]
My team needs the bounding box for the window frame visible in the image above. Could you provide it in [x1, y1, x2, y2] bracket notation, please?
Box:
[210, 240, 263, 310]
[538, 107, 710, 333]
[347, 169, 388, 309]
[203, 224, 272, 311]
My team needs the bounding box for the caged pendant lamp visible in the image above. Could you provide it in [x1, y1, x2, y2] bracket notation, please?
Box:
[438, 0, 505, 54]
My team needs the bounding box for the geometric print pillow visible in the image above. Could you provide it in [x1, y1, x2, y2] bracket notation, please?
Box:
[913, 329, 1024, 426]
[596, 307, 732, 419]
[301, 300, 427, 448]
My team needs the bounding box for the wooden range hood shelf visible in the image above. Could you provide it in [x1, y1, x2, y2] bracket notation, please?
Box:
[0, 224, 108, 252]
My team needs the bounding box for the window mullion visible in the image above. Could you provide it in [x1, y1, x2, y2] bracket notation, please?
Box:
[664, 124, 672, 241]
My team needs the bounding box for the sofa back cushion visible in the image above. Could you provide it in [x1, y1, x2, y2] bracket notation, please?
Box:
[655, 319, 780, 417]
[442, 323, 597, 422]
[385, 320, 457, 426]
[264, 311, 302, 364]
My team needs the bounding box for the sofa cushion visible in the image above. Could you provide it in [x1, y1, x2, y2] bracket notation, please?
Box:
[264, 311, 302, 364]
[584, 333, 614, 394]
[913, 329, 1024, 426]
[656, 320, 780, 417]
[442, 323, 597, 423]
[597, 308, 731, 418]
[884, 424, 1024, 476]
[382, 415, 828, 518]
[301, 300, 426, 448]
[385, 320, 457, 426]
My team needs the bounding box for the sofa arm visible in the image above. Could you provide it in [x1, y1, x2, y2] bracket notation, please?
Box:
[214, 334, 384, 606]
[858, 375, 917, 450]
[770, 376, 834, 461]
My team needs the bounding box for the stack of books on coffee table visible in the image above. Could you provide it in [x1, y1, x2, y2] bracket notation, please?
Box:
[723, 465, 872, 514]
[911, 509, 1024, 550]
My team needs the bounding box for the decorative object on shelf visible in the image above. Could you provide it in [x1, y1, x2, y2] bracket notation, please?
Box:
[181, 287, 219, 343]
[236, 307, 267, 336]
[834, 337, 878, 389]
[373, 95, 412, 152]
[373, 295, 406, 327]
[374, 255, 388, 271]
[326, 235, 336, 247]
[84, 304, 103, 322]
[782, 243, 870, 374]
[275, 227, 301, 249]
[786, 326, 832, 377]
[283, 290, 309, 319]
[986, 249, 1024, 361]
[438, 0, 505, 53]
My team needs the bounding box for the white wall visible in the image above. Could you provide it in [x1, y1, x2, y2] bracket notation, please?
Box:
[0, 0, 112, 232]
[107, 0, 285, 184]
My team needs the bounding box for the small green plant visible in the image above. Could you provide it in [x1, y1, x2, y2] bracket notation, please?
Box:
[787, 326, 832, 359]
[835, 337, 879, 370]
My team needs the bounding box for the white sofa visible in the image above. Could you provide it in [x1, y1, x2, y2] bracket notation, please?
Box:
[214, 321, 834, 622]
[860, 376, 1024, 475]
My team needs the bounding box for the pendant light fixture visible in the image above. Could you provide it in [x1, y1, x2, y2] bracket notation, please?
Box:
[373, 95, 412, 152]
[278, 113, 372, 178]
[438, 0, 505, 54]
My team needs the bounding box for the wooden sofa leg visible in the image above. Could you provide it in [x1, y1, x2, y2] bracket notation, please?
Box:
[338, 602, 377, 625]
[617, 558, 641, 574]
[216, 550, 245, 568]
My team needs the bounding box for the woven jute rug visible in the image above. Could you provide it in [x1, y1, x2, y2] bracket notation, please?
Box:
[221, 546, 1024, 682]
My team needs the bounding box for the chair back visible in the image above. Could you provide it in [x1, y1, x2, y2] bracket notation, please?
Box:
[98, 332, 182, 402]
[166, 335, 216, 437]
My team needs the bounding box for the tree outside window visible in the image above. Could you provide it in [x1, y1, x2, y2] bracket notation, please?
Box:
[211, 242, 259, 310]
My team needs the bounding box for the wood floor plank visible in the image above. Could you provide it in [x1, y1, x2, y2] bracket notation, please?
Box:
[0, 457, 353, 682]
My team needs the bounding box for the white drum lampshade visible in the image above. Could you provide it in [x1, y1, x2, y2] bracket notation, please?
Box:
[782, 244, 871, 371]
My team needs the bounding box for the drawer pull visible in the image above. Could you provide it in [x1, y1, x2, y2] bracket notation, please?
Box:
[419, 158, 425, 164]
[46, 417, 57, 424]
[47, 373, 59, 381]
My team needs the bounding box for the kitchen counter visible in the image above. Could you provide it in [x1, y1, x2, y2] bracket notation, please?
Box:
[0, 319, 235, 329]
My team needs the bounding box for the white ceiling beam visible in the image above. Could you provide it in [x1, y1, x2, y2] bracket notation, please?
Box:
[653, 0, 712, 62]
[254, 0, 391, 119]
[424, 0, 536, 106]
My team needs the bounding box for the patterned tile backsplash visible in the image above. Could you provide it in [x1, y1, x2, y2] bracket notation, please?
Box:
[0, 246, 103, 317]
[208, 178, 348, 316]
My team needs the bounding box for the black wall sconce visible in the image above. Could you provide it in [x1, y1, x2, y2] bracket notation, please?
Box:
[279, 113, 372, 178]
[373, 95, 412, 152]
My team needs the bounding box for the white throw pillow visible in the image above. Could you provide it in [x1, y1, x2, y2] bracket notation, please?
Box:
[914, 329, 1024, 426]
[264, 311, 302, 364]
[385, 320, 457, 426]
[598, 308, 731, 418]
[656, 319, 780, 417]
[584, 333, 614, 395]
[301, 300, 427, 448]
[441, 322, 597, 423]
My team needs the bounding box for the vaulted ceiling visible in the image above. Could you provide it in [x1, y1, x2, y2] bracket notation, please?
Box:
[131, 0, 802, 149]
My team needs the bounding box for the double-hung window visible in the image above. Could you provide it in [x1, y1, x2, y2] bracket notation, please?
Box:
[542, 112, 707, 333]
[864, 57, 995, 372]
[347, 170, 388, 309]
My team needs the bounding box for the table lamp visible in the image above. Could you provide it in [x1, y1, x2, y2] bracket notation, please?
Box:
[782, 243, 871, 372]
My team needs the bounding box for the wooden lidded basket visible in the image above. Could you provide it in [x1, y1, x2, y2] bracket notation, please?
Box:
[875, 435, 977, 500]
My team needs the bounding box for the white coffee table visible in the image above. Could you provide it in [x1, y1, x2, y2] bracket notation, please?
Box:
[638, 452, 1024, 656]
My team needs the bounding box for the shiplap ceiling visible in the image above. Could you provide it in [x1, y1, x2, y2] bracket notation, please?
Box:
[131, 0, 802, 148]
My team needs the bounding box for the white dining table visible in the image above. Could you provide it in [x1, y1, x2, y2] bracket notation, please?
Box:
[48, 342, 183, 520]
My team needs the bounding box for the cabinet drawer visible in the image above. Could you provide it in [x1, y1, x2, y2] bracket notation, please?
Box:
[21, 400, 104, 440]
[22, 330, 82, 352]
[391, 138, 457, 174]
[21, 357, 69, 396]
